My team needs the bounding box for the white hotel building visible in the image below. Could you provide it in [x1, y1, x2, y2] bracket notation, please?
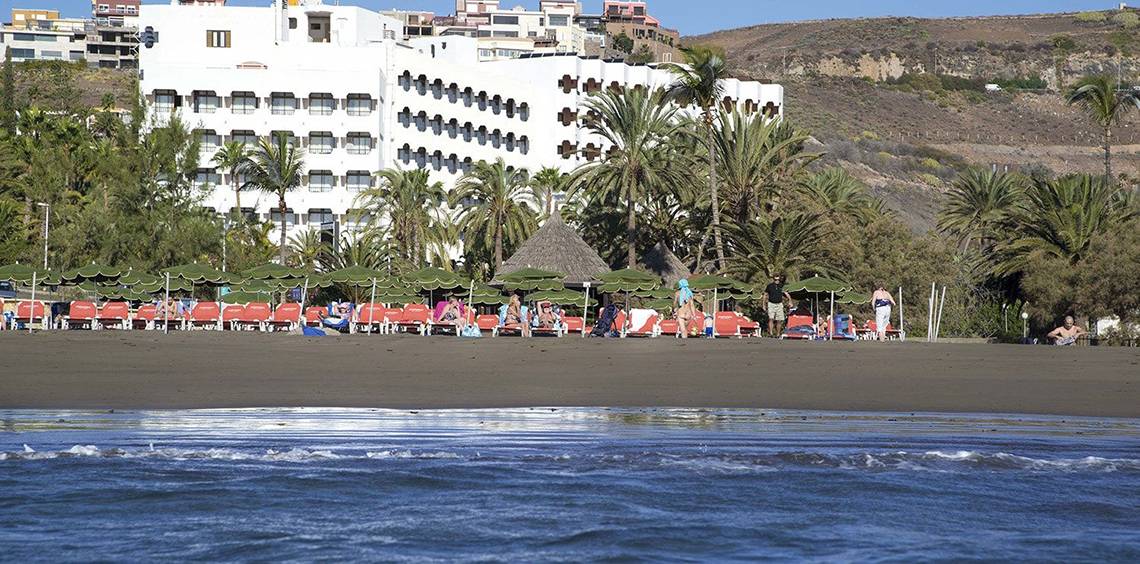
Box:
[139, 0, 783, 241]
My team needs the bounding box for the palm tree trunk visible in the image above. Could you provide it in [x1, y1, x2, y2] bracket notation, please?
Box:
[494, 222, 503, 274]
[232, 168, 241, 224]
[626, 193, 637, 269]
[278, 194, 288, 265]
[1104, 126, 1113, 187]
[705, 113, 725, 272]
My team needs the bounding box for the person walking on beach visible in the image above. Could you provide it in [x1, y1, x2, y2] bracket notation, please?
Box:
[674, 279, 699, 338]
[765, 274, 791, 337]
[1047, 316, 1086, 346]
[872, 285, 896, 341]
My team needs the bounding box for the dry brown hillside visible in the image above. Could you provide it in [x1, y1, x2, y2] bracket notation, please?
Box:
[688, 9, 1140, 231]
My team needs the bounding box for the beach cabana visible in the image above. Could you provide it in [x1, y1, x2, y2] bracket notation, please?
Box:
[494, 213, 610, 288]
[640, 242, 691, 290]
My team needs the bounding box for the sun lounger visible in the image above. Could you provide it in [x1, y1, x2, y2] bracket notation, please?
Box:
[781, 312, 816, 340]
[267, 303, 302, 332]
[221, 304, 245, 330]
[562, 316, 585, 336]
[393, 304, 431, 335]
[356, 303, 394, 334]
[239, 302, 272, 331]
[475, 314, 501, 336]
[15, 301, 46, 330]
[187, 302, 222, 331]
[625, 311, 659, 338]
[65, 301, 98, 330]
[96, 301, 130, 330]
[304, 306, 326, 327]
[714, 311, 744, 338]
[134, 304, 158, 330]
[736, 313, 761, 337]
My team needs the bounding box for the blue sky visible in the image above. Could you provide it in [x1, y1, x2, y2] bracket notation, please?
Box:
[2, 0, 1114, 35]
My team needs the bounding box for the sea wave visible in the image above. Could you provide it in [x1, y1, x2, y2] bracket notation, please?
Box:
[2, 445, 1137, 473]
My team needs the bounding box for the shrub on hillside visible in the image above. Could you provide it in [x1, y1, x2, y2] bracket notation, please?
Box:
[1075, 11, 1107, 23]
[1114, 12, 1140, 28]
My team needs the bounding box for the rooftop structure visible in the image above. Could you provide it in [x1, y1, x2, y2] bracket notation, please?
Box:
[138, 0, 782, 249]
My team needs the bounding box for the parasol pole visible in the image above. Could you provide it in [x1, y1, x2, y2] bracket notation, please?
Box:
[582, 282, 590, 338]
[927, 282, 935, 342]
[164, 272, 171, 335]
[829, 290, 835, 341]
[368, 277, 377, 334]
[935, 286, 947, 343]
[712, 287, 718, 338]
[898, 286, 905, 342]
[28, 271, 36, 333]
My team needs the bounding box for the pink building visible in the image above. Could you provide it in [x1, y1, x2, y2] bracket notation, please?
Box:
[602, 1, 660, 27]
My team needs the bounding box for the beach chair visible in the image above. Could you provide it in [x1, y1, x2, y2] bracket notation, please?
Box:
[780, 312, 816, 340]
[658, 319, 682, 338]
[563, 316, 585, 337]
[96, 301, 130, 330]
[356, 303, 393, 334]
[268, 303, 302, 332]
[134, 304, 158, 330]
[221, 304, 245, 330]
[625, 311, 659, 338]
[475, 314, 501, 336]
[239, 302, 272, 332]
[736, 313, 761, 337]
[713, 311, 743, 338]
[65, 301, 98, 330]
[393, 304, 431, 335]
[187, 302, 222, 331]
[496, 305, 530, 337]
[530, 302, 562, 338]
[304, 306, 326, 328]
[14, 301, 46, 330]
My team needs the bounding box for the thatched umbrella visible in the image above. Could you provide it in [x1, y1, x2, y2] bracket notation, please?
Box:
[640, 242, 690, 289]
[494, 213, 609, 288]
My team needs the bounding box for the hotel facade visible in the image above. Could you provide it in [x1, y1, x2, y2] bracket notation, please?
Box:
[138, 0, 783, 242]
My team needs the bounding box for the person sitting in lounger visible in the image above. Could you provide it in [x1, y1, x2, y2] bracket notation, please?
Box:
[1047, 316, 1086, 346]
[536, 301, 557, 329]
[437, 296, 467, 331]
[505, 294, 530, 337]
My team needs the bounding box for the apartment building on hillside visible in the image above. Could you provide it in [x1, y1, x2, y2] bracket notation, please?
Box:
[87, 0, 140, 68]
[138, 0, 782, 245]
[0, 9, 88, 63]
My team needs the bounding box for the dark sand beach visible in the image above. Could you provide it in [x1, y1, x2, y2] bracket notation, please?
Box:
[0, 331, 1136, 417]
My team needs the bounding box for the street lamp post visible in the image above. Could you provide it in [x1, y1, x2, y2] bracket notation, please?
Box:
[36, 202, 50, 270]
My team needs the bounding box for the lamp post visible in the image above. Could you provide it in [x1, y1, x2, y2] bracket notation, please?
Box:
[36, 202, 50, 270]
[1021, 311, 1029, 341]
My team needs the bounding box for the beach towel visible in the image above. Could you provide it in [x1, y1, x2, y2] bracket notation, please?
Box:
[628, 309, 655, 333]
[302, 326, 327, 337]
[1055, 336, 1077, 346]
[461, 324, 482, 338]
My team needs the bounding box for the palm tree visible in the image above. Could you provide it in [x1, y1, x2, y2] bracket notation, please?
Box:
[663, 46, 730, 271]
[714, 110, 816, 223]
[212, 141, 250, 225]
[1066, 75, 1140, 186]
[530, 166, 566, 217]
[937, 168, 1025, 251]
[569, 87, 688, 268]
[723, 212, 829, 282]
[239, 134, 305, 264]
[799, 167, 882, 225]
[356, 168, 448, 268]
[993, 174, 1136, 275]
[287, 227, 327, 271]
[450, 158, 537, 274]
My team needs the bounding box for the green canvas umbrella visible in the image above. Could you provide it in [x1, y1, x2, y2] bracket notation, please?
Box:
[405, 267, 467, 291]
[630, 288, 674, 299]
[595, 268, 661, 293]
[835, 291, 870, 305]
[243, 263, 309, 281]
[785, 276, 850, 296]
[0, 263, 60, 285]
[322, 265, 388, 285]
[451, 284, 506, 305]
[221, 290, 273, 304]
[117, 270, 160, 287]
[163, 263, 243, 286]
[524, 289, 598, 307]
[136, 279, 194, 294]
[61, 263, 125, 284]
[499, 267, 566, 292]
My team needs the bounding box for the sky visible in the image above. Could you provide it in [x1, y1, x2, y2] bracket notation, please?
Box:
[1, 0, 1116, 35]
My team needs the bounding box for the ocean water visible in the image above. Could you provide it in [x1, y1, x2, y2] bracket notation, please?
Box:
[1, 408, 1138, 561]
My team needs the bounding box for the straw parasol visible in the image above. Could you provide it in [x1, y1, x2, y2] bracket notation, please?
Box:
[640, 242, 690, 289]
[495, 213, 610, 288]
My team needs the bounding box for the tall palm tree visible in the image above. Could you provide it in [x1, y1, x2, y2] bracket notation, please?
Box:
[663, 46, 730, 271]
[287, 227, 327, 271]
[714, 110, 816, 223]
[993, 174, 1135, 275]
[239, 134, 305, 264]
[1066, 75, 1140, 186]
[356, 168, 448, 268]
[937, 168, 1025, 251]
[723, 212, 829, 282]
[530, 166, 566, 217]
[212, 140, 250, 225]
[450, 158, 537, 274]
[799, 167, 882, 225]
[570, 87, 688, 268]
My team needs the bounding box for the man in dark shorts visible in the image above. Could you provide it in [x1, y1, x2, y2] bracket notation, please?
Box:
[765, 274, 791, 337]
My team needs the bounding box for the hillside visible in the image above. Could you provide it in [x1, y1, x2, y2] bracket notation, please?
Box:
[691, 9, 1140, 231]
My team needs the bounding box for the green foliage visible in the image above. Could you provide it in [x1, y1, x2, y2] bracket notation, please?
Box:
[627, 45, 654, 64]
[1050, 34, 1077, 53]
[1, 47, 15, 136]
[1074, 11, 1107, 23]
[723, 212, 830, 282]
[239, 134, 306, 264]
[613, 32, 634, 54]
[1114, 11, 1139, 28]
[0, 196, 28, 262]
[450, 158, 537, 276]
[354, 168, 451, 268]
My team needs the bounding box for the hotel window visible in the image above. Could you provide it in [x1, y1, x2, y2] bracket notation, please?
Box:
[193, 91, 218, 114]
[270, 93, 297, 115]
[308, 93, 334, 116]
[206, 30, 231, 48]
[548, 15, 569, 26]
[308, 171, 333, 193]
[492, 15, 519, 25]
[231, 130, 257, 147]
[346, 94, 372, 116]
[270, 208, 295, 226]
[195, 168, 221, 187]
[346, 171, 372, 192]
[308, 208, 335, 227]
[153, 90, 176, 113]
[346, 133, 372, 155]
[231, 92, 257, 114]
[197, 130, 220, 154]
[308, 132, 334, 154]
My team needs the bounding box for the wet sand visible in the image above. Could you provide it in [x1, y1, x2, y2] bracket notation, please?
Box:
[0, 331, 1136, 417]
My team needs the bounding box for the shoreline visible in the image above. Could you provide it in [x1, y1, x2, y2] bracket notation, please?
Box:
[0, 332, 1136, 418]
